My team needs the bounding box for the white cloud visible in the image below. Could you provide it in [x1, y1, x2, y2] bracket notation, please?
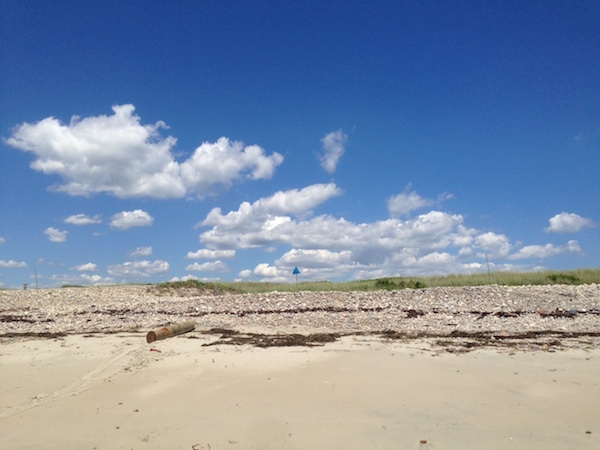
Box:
[73, 262, 97, 272]
[0, 237, 5, 245]
[129, 246, 153, 258]
[473, 232, 511, 258]
[186, 249, 235, 259]
[545, 212, 595, 233]
[64, 213, 102, 225]
[47, 273, 113, 286]
[195, 185, 533, 280]
[0, 259, 28, 268]
[6, 105, 284, 199]
[238, 269, 252, 278]
[185, 261, 229, 272]
[170, 274, 200, 282]
[319, 129, 347, 174]
[110, 210, 154, 229]
[388, 186, 453, 218]
[107, 260, 169, 278]
[180, 138, 283, 196]
[509, 240, 581, 260]
[200, 183, 343, 231]
[44, 227, 68, 243]
[276, 249, 353, 269]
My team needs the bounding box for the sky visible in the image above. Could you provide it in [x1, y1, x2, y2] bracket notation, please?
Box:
[1, 1, 598, 288]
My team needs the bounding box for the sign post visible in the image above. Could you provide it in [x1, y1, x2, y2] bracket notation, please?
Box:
[292, 267, 300, 284]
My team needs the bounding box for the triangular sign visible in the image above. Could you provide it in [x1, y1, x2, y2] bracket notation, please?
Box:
[292, 267, 300, 275]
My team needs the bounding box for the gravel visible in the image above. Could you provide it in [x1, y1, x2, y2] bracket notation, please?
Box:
[1, 284, 599, 344]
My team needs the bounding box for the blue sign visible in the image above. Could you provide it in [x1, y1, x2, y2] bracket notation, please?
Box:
[292, 267, 300, 275]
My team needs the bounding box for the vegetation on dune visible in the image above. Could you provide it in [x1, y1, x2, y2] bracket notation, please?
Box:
[146, 268, 600, 294]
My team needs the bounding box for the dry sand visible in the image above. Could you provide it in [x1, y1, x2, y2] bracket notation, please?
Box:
[1, 330, 599, 450]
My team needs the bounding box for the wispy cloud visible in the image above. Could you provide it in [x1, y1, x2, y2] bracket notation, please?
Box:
[129, 246, 153, 258]
[319, 130, 347, 174]
[65, 214, 102, 225]
[185, 261, 229, 272]
[387, 185, 453, 218]
[186, 249, 235, 259]
[72, 262, 97, 272]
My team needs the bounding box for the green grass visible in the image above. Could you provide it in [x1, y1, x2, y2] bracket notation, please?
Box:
[150, 268, 600, 294]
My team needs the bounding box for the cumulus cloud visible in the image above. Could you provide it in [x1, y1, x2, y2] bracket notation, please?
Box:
[387, 187, 453, 218]
[545, 212, 595, 233]
[72, 262, 97, 272]
[473, 232, 511, 258]
[107, 260, 169, 278]
[170, 274, 200, 282]
[129, 246, 153, 258]
[48, 273, 113, 286]
[509, 240, 581, 260]
[110, 210, 154, 229]
[186, 249, 235, 259]
[319, 129, 347, 174]
[44, 227, 68, 243]
[185, 261, 229, 272]
[0, 259, 28, 268]
[65, 214, 102, 225]
[200, 183, 343, 231]
[6, 105, 283, 199]
[195, 184, 520, 280]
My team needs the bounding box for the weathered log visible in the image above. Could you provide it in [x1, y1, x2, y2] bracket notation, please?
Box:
[146, 321, 196, 343]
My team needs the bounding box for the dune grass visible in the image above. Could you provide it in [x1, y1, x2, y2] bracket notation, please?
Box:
[152, 268, 600, 294]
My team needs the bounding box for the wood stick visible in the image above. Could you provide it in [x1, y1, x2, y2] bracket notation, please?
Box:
[146, 321, 196, 343]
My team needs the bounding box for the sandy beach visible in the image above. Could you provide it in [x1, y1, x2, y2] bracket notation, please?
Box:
[1, 284, 599, 449]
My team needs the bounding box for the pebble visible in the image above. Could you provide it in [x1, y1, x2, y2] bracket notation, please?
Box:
[0, 284, 599, 348]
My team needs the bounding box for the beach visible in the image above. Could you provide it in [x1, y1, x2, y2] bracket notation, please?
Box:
[1, 284, 599, 449]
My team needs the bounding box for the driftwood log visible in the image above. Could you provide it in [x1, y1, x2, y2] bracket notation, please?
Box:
[146, 321, 196, 343]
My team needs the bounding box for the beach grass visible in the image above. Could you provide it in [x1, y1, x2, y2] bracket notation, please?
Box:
[150, 268, 600, 294]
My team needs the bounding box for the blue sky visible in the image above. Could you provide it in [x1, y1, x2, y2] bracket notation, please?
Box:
[1, 1, 598, 288]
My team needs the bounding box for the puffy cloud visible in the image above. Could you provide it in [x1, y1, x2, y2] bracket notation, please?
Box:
[276, 249, 353, 269]
[200, 183, 342, 232]
[545, 212, 595, 233]
[473, 232, 511, 258]
[110, 210, 154, 229]
[0, 259, 28, 268]
[388, 187, 453, 218]
[238, 269, 252, 278]
[107, 260, 169, 278]
[186, 249, 235, 259]
[319, 129, 347, 174]
[196, 185, 529, 280]
[0, 237, 5, 245]
[509, 240, 581, 260]
[129, 246, 153, 258]
[73, 262, 97, 272]
[6, 105, 283, 199]
[180, 138, 283, 195]
[185, 261, 229, 272]
[170, 274, 200, 282]
[65, 214, 102, 225]
[47, 273, 113, 286]
[44, 227, 68, 243]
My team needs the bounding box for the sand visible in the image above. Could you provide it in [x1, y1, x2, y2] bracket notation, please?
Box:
[1, 331, 599, 450]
